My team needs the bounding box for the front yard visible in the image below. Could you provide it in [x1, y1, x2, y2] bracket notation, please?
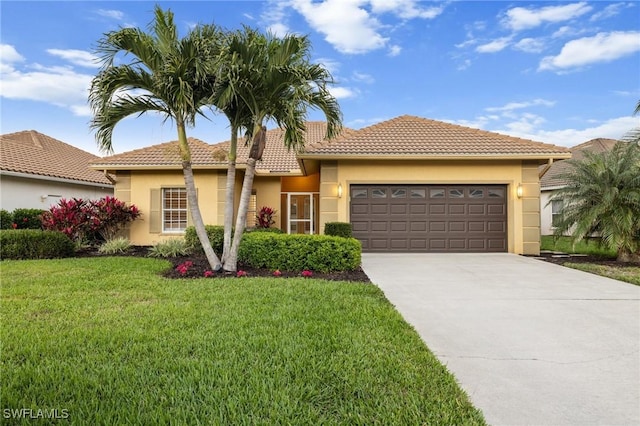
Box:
[1, 257, 485, 425]
[540, 236, 639, 286]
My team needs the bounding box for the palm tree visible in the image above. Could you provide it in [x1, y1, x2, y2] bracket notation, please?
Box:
[214, 28, 342, 271]
[89, 6, 223, 270]
[550, 139, 640, 262]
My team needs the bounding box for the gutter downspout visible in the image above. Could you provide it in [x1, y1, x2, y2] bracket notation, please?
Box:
[103, 170, 116, 185]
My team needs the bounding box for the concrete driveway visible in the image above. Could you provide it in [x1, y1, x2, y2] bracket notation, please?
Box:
[362, 253, 640, 426]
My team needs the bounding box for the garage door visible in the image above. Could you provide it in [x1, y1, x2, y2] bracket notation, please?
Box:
[350, 184, 507, 252]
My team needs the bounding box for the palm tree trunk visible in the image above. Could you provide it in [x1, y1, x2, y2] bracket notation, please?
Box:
[222, 126, 238, 263]
[223, 125, 265, 272]
[177, 123, 222, 271]
[224, 157, 257, 272]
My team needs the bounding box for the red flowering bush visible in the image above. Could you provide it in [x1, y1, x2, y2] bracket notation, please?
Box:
[236, 270, 248, 278]
[301, 269, 313, 278]
[176, 261, 193, 276]
[272, 269, 282, 277]
[256, 206, 277, 228]
[204, 270, 214, 278]
[41, 197, 140, 244]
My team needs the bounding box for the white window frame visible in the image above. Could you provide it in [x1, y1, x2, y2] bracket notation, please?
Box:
[286, 192, 318, 235]
[551, 199, 564, 228]
[162, 187, 188, 233]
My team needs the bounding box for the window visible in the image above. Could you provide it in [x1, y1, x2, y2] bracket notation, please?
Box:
[551, 199, 564, 228]
[449, 188, 464, 198]
[163, 188, 187, 232]
[430, 189, 445, 198]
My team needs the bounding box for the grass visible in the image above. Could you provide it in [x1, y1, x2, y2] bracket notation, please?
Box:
[540, 235, 616, 258]
[564, 262, 640, 286]
[1, 257, 484, 425]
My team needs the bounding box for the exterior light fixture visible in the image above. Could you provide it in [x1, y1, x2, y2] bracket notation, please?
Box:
[337, 183, 343, 198]
[516, 184, 523, 199]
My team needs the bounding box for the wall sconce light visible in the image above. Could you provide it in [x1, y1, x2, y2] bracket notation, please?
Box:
[337, 183, 343, 198]
[516, 184, 523, 199]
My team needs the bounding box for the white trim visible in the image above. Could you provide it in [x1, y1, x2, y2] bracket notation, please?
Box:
[285, 192, 318, 235]
[0, 170, 113, 189]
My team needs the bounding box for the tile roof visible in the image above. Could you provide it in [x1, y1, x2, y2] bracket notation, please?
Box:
[1, 130, 113, 185]
[300, 115, 571, 159]
[540, 138, 619, 189]
[92, 122, 344, 174]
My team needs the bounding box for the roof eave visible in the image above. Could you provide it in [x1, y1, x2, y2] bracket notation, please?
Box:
[0, 169, 114, 188]
[297, 153, 572, 161]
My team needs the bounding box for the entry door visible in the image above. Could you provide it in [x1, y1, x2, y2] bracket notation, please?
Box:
[288, 193, 314, 234]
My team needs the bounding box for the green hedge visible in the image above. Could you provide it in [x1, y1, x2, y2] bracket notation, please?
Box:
[238, 233, 361, 273]
[0, 210, 12, 230]
[11, 208, 45, 229]
[0, 230, 75, 260]
[184, 225, 226, 254]
[324, 222, 352, 238]
[246, 227, 284, 234]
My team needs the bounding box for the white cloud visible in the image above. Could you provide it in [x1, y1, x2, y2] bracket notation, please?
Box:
[47, 49, 100, 68]
[539, 31, 640, 72]
[290, 0, 387, 54]
[0, 44, 25, 64]
[457, 59, 471, 71]
[352, 71, 374, 84]
[513, 37, 546, 53]
[0, 46, 92, 116]
[316, 57, 341, 74]
[476, 37, 512, 53]
[496, 116, 639, 147]
[388, 45, 402, 56]
[329, 86, 358, 99]
[268, 22, 290, 37]
[501, 2, 592, 32]
[96, 9, 124, 20]
[370, 0, 444, 19]
[486, 99, 556, 113]
[262, 0, 292, 38]
[590, 2, 634, 22]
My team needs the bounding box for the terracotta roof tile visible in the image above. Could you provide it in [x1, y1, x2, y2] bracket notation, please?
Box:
[301, 115, 571, 158]
[92, 122, 346, 174]
[1, 130, 113, 185]
[540, 138, 619, 189]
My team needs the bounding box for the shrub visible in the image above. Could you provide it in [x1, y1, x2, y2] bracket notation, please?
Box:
[0, 210, 12, 230]
[247, 227, 284, 234]
[41, 197, 140, 244]
[256, 206, 277, 228]
[324, 222, 352, 238]
[184, 225, 226, 254]
[148, 239, 191, 258]
[238, 233, 361, 273]
[0, 229, 74, 260]
[11, 208, 45, 229]
[98, 237, 132, 254]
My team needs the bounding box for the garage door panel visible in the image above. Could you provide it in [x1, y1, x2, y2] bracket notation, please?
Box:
[371, 204, 389, 214]
[351, 184, 507, 253]
[449, 222, 466, 232]
[448, 204, 465, 215]
[429, 204, 446, 214]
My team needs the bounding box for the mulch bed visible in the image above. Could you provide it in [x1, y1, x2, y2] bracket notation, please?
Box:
[76, 246, 372, 283]
[528, 251, 639, 268]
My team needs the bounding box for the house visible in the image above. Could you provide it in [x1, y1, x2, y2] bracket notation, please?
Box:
[0, 130, 114, 211]
[539, 138, 618, 235]
[91, 115, 570, 255]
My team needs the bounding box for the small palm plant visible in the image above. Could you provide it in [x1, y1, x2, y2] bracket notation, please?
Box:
[550, 136, 640, 262]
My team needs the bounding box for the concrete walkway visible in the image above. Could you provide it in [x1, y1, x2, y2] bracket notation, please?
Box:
[361, 253, 640, 426]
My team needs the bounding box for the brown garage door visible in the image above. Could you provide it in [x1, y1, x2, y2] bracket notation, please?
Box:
[350, 184, 507, 252]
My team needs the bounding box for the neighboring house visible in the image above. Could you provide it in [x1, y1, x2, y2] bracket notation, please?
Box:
[91, 115, 570, 255]
[539, 138, 618, 236]
[0, 130, 114, 211]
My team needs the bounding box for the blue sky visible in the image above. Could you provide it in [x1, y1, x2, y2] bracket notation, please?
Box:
[1, 1, 639, 155]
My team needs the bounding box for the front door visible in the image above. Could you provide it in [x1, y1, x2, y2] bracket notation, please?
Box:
[287, 193, 317, 234]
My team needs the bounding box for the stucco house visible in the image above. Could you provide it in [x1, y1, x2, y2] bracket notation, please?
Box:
[0, 130, 114, 211]
[539, 138, 617, 236]
[91, 115, 570, 255]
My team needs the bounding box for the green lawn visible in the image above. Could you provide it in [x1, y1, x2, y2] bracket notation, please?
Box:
[540, 235, 616, 257]
[1, 257, 484, 425]
[564, 263, 640, 286]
